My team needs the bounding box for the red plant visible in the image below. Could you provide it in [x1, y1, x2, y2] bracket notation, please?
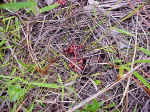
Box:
[56, 0, 67, 5]
[64, 41, 86, 72]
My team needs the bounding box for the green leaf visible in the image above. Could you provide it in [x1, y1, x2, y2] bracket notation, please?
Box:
[133, 104, 137, 112]
[0, 75, 62, 89]
[113, 59, 123, 64]
[27, 82, 61, 89]
[17, 59, 28, 69]
[28, 102, 35, 112]
[0, 1, 37, 11]
[99, 100, 104, 107]
[17, 59, 36, 72]
[0, 39, 7, 47]
[125, 67, 150, 89]
[27, 0, 39, 15]
[0, 46, 12, 50]
[133, 71, 150, 89]
[94, 80, 101, 85]
[0, 26, 3, 32]
[134, 59, 150, 63]
[10, 68, 17, 76]
[91, 72, 100, 77]
[84, 99, 102, 112]
[111, 27, 135, 37]
[8, 84, 25, 102]
[6, 17, 11, 32]
[39, 3, 59, 13]
[137, 47, 150, 56]
[119, 65, 125, 77]
[124, 59, 150, 67]
[121, 4, 144, 22]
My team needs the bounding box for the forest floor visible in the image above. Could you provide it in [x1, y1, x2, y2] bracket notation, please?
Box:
[0, 0, 150, 112]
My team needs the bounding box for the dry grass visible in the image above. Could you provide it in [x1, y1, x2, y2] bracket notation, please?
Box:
[0, 0, 150, 112]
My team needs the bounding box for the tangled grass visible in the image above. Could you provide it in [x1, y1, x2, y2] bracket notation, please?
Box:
[0, 0, 150, 112]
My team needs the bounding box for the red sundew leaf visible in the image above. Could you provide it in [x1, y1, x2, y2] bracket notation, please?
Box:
[79, 65, 84, 70]
[64, 41, 86, 72]
[78, 59, 83, 64]
[65, 43, 80, 56]
[56, 0, 66, 5]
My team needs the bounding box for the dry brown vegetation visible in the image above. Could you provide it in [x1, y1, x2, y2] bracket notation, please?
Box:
[0, 0, 150, 112]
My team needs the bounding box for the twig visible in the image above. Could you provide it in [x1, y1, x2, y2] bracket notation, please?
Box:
[24, 21, 39, 67]
[66, 63, 144, 112]
[118, 15, 139, 109]
[34, 16, 46, 47]
[16, 97, 28, 112]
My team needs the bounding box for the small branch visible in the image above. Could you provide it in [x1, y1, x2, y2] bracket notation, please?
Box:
[24, 21, 39, 67]
[67, 63, 144, 112]
[119, 15, 139, 108]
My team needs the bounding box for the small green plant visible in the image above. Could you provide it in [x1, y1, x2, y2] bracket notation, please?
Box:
[133, 104, 137, 112]
[76, 99, 104, 112]
[76, 99, 120, 112]
[0, 74, 62, 89]
[94, 80, 101, 85]
[111, 27, 135, 37]
[39, 3, 59, 13]
[7, 84, 25, 102]
[0, 0, 61, 15]
[0, 1, 37, 11]
[121, 4, 144, 22]
[137, 47, 150, 56]
[116, 46, 150, 90]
